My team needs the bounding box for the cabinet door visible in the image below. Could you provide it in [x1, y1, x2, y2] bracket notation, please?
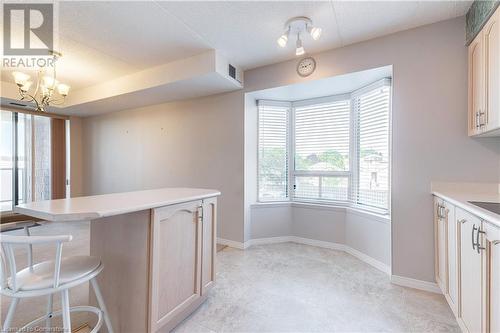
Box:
[458, 208, 483, 333]
[149, 200, 203, 332]
[435, 197, 447, 291]
[469, 32, 485, 136]
[201, 197, 217, 295]
[485, 8, 500, 133]
[484, 222, 500, 332]
[443, 200, 458, 313]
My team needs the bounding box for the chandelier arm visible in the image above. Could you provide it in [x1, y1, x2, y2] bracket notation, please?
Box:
[33, 69, 42, 98]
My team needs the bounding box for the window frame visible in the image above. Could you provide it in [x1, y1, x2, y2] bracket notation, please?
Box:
[289, 93, 352, 205]
[256, 78, 392, 215]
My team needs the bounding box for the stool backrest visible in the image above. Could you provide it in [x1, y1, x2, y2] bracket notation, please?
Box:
[0, 227, 72, 292]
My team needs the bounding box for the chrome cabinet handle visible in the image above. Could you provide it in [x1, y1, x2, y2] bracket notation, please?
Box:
[472, 224, 478, 251]
[458, 219, 467, 224]
[493, 240, 500, 246]
[477, 227, 486, 253]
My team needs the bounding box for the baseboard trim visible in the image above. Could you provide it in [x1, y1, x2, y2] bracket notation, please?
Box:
[234, 235, 391, 276]
[217, 237, 245, 250]
[219, 236, 439, 295]
[390, 274, 442, 294]
[344, 246, 391, 275]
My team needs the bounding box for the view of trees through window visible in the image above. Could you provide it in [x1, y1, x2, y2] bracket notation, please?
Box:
[258, 79, 391, 213]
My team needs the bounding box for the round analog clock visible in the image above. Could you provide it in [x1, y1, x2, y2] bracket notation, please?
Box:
[296, 57, 316, 77]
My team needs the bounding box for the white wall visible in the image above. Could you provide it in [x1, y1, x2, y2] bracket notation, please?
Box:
[82, 17, 500, 282]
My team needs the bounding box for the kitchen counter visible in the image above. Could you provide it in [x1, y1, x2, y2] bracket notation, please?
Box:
[15, 187, 220, 332]
[432, 186, 500, 226]
[14, 187, 220, 222]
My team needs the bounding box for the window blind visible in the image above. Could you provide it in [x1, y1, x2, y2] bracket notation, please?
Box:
[257, 101, 290, 201]
[353, 81, 391, 210]
[293, 98, 350, 201]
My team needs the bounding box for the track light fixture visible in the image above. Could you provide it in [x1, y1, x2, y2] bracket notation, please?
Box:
[277, 16, 322, 56]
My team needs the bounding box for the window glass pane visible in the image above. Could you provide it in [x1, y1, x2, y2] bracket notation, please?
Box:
[33, 115, 51, 201]
[322, 176, 349, 201]
[258, 103, 289, 201]
[294, 99, 350, 172]
[1, 111, 13, 211]
[294, 176, 319, 199]
[356, 85, 391, 210]
[294, 176, 348, 201]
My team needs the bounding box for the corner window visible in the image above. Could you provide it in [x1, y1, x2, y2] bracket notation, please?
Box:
[257, 79, 392, 214]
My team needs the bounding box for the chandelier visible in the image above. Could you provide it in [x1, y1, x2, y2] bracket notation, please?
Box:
[12, 50, 70, 112]
[277, 16, 322, 56]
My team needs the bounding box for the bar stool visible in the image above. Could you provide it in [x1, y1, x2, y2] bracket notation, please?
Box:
[0, 226, 114, 333]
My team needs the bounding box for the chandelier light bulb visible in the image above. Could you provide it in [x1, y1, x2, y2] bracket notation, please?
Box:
[43, 76, 58, 89]
[308, 25, 322, 40]
[20, 81, 33, 92]
[57, 83, 70, 97]
[296, 35, 305, 56]
[12, 72, 30, 86]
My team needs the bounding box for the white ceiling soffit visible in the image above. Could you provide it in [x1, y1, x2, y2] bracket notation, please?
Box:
[247, 65, 393, 102]
[1, 51, 242, 116]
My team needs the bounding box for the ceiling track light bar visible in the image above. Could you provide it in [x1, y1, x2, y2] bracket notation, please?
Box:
[277, 16, 322, 56]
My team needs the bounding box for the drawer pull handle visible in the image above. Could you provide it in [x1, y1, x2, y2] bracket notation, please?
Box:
[458, 219, 467, 224]
[493, 240, 500, 246]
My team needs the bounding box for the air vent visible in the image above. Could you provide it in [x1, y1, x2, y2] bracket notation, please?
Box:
[228, 64, 236, 80]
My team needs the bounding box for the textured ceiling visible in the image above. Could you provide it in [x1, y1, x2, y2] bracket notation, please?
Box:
[1, 1, 472, 91]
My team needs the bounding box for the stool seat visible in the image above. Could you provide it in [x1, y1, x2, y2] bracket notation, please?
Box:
[9, 256, 101, 291]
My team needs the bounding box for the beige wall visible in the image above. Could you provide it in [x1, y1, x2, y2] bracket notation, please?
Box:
[81, 17, 500, 282]
[82, 93, 245, 241]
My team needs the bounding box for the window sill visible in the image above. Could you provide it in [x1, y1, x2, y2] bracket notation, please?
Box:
[250, 201, 390, 224]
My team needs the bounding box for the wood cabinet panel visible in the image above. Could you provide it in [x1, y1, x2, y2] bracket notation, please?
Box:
[458, 207, 484, 333]
[469, 32, 485, 136]
[484, 223, 500, 332]
[435, 197, 447, 292]
[150, 200, 203, 332]
[485, 9, 500, 134]
[201, 197, 217, 295]
[443, 200, 458, 312]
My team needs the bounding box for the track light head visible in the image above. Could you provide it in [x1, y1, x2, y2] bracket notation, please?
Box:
[296, 35, 305, 56]
[277, 27, 290, 48]
[307, 25, 322, 40]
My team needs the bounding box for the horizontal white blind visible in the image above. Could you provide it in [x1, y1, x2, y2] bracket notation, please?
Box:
[354, 84, 391, 210]
[294, 99, 350, 172]
[293, 98, 350, 202]
[258, 102, 289, 201]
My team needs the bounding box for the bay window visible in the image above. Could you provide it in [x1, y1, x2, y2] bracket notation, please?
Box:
[257, 78, 391, 214]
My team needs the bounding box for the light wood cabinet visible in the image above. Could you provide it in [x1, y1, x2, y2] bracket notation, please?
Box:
[150, 200, 203, 332]
[148, 197, 218, 332]
[468, 6, 500, 137]
[457, 207, 484, 333]
[469, 31, 485, 136]
[201, 197, 217, 295]
[485, 8, 500, 135]
[434, 198, 458, 315]
[484, 222, 500, 332]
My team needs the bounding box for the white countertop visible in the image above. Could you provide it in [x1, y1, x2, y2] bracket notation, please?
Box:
[14, 188, 221, 222]
[432, 189, 500, 227]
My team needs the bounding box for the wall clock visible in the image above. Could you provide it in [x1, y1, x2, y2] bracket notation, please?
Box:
[296, 57, 316, 77]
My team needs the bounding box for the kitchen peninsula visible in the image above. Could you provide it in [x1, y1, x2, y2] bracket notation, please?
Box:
[14, 188, 220, 333]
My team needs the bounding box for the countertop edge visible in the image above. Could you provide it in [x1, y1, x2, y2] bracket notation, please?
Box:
[14, 191, 221, 222]
[432, 191, 500, 227]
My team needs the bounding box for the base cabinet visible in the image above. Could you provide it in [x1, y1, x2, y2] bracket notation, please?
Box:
[149, 198, 218, 332]
[434, 196, 500, 333]
[457, 208, 484, 333]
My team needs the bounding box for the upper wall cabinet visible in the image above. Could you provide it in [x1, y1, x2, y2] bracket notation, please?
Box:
[468, 6, 500, 137]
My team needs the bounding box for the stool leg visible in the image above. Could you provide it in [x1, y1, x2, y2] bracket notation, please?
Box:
[2, 298, 19, 331]
[45, 294, 53, 328]
[60, 289, 71, 333]
[91, 278, 114, 333]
